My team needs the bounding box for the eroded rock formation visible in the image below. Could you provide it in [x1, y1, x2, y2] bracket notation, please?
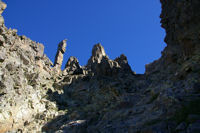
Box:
[54, 39, 67, 69]
[0, 1, 6, 25]
[86, 43, 133, 77]
[63, 56, 83, 75]
[0, 0, 200, 133]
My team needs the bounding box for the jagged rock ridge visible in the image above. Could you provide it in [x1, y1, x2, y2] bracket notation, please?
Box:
[0, 0, 200, 133]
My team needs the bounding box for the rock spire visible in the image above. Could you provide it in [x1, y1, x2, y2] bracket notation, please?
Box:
[87, 43, 108, 67]
[0, 1, 6, 25]
[64, 56, 83, 75]
[54, 39, 67, 69]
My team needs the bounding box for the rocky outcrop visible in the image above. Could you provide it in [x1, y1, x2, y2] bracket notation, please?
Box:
[63, 56, 83, 75]
[0, 1, 6, 25]
[115, 54, 133, 73]
[0, 0, 200, 133]
[87, 43, 107, 69]
[54, 39, 67, 69]
[0, 2, 59, 132]
[160, 0, 200, 59]
[86, 43, 133, 76]
[146, 0, 200, 75]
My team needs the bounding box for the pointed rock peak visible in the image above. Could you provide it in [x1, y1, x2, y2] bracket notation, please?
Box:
[58, 39, 67, 54]
[115, 54, 133, 73]
[0, 1, 6, 26]
[54, 39, 67, 69]
[87, 43, 108, 67]
[92, 43, 106, 58]
[0, 1, 6, 15]
[65, 56, 80, 69]
[115, 54, 128, 64]
[64, 56, 84, 75]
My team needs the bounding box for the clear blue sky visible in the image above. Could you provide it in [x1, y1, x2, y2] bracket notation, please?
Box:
[3, 0, 166, 74]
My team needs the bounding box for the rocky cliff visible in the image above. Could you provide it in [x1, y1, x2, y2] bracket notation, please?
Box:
[1, 0, 200, 133]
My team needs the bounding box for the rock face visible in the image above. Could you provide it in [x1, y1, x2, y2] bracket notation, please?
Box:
[64, 56, 83, 75]
[0, 0, 200, 133]
[0, 1, 6, 25]
[54, 39, 67, 69]
[160, 0, 200, 59]
[146, 0, 200, 75]
[87, 43, 133, 76]
[87, 43, 107, 68]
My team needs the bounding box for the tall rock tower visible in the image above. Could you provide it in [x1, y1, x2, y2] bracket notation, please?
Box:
[54, 39, 67, 70]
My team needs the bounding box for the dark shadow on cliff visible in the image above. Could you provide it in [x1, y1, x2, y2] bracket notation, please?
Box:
[42, 71, 149, 132]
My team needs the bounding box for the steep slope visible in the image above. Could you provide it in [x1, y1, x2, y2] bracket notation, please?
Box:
[0, 1, 63, 132]
[0, 0, 200, 133]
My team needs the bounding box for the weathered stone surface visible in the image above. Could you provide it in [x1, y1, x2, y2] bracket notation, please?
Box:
[87, 43, 107, 68]
[64, 56, 83, 75]
[35, 43, 44, 58]
[0, 1, 6, 15]
[0, 0, 200, 133]
[95, 56, 120, 76]
[86, 44, 133, 76]
[146, 0, 200, 75]
[0, 1, 6, 25]
[54, 39, 67, 69]
[0, 50, 5, 62]
[115, 54, 133, 73]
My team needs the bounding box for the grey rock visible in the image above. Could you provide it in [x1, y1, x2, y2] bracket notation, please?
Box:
[0, 1, 6, 15]
[0, 35, 5, 46]
[36, 43, 44, 58]
[64, 56, 83, 75]
[0, 51, 5, 62]
[0, 15, 4, 25]
[54, 40, 67, 69]
[19, 52, 30, 65]
[87, 43, 107, 68]
[114, 54, 133, 73]
[87, 44, 133, 76]
[0, 0, 200, 133]
[96, 56, 120, 76]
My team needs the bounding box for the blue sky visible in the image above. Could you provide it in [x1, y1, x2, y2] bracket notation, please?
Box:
[3, 0, 166, 74]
